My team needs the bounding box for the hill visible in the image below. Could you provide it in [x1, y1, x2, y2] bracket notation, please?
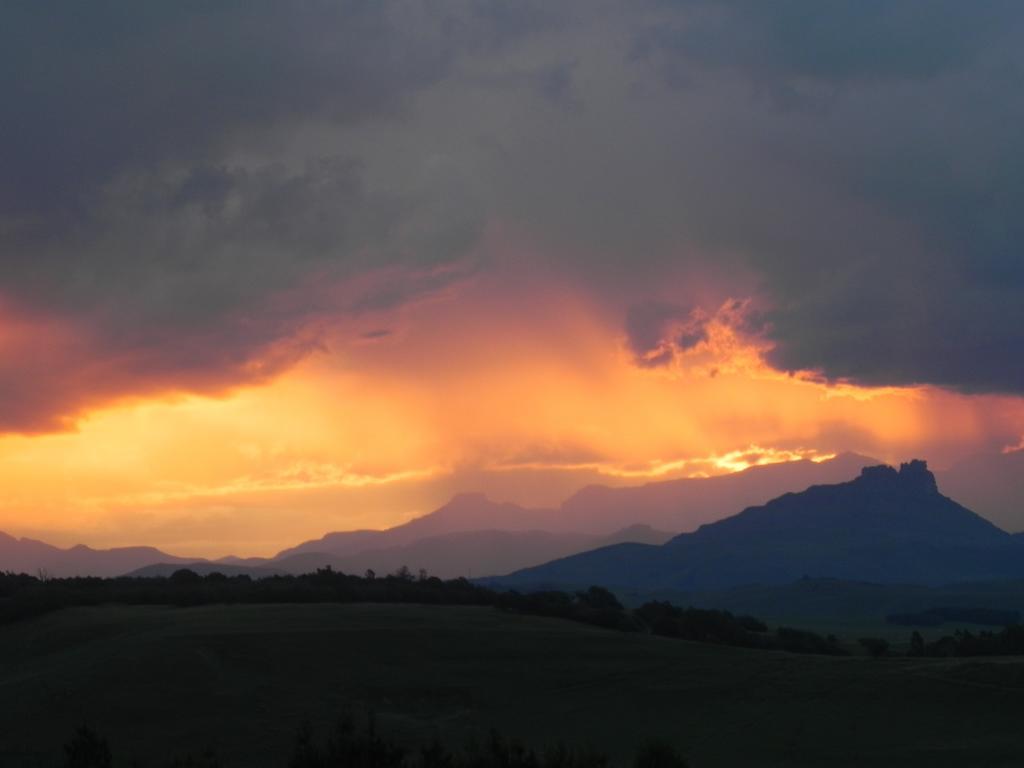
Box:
[0, 533, 195, 578]
[271, 525, 673, 579]
[495, 461, 1024, 591]
[1, 603, 1023, 767]
[628, 577, 1024, 627]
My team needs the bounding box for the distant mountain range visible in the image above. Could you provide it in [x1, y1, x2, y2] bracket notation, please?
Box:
[128, 525, 674, 580]
[492, 461, 1024, 591]
[267, 451, 880, 561]
[555, 451, 880, 533]
[0, 452, 880, 578]
[7, 452, 1018, 585]
[0, 533, 194, 579]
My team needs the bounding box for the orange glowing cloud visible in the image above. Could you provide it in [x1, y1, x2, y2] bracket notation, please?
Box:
[2, 266, 1024, 556]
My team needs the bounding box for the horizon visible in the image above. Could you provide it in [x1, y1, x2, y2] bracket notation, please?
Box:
[6, 451, 859, 559]
[4, 453, 1019, 564]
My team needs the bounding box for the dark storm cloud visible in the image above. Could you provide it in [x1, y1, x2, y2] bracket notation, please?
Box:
[4, 1, 1024, 434]
[640, 0, 1015, 85]
[622, 0, 1024, 393]
[0, 1, 549, 221]
[2, 3, 414, 220]
[624, 302, 709, 367]
[0, 1, 549, 430]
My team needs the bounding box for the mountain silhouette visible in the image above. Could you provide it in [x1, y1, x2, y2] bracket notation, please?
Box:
[274, 452, 879, 560]
[272, 493, 557, 560]
[0, 453, 878, 578]
[270, 524, 674, 579]
[555, 451, 879, 533]
[0, 533, 195, 578]
[493, 461, 1024, 591]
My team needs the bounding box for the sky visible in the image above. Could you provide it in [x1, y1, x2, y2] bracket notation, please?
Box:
[3, 1, 1024, 556]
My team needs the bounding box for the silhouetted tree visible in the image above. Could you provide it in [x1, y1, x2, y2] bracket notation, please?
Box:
[576, 586, 622, 612]
[477, 729, 540, 768]
[62, 725, 112, 768]
[289, 721, 324, 768]
[633, 742, 689, 768]
[909, 630, 925, 657]
[775, 627, 846, 655]
[164, 749, 224, 767]
[858, 637, 889, 657]
[418, 738, 455, 768]
[170, 568, 202, 584]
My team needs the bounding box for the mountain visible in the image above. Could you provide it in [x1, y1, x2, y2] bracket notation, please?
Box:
[273, 494, 557, 560]
[0, 453, 878, 579]
[0, 533, 195, 578]
[276, 452, 879, 560]
[493, 461, 1024, 591]
[554, 452, 880, 533]
[272, 524, 674, 580]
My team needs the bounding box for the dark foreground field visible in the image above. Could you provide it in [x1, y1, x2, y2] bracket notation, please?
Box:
[1, 604, 1022, 767]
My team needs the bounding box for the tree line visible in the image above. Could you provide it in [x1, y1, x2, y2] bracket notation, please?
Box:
[907, 624, 1024, 657]
[886, 607, 1020, 627]
[61, 716, 693, 768]
[12, 567, 1024, 658]
[0, 568, 849, 656]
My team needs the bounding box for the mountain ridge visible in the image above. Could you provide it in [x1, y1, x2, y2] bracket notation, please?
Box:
[273, 452, 882, 561]
[127, 525, 675, 580]
[493, 461, 1024, 591]
[10, 453, 1004, 582]
[0, 535, 196, 578]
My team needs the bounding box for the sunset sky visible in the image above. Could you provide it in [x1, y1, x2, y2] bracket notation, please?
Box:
[3, 2, 1024, 556]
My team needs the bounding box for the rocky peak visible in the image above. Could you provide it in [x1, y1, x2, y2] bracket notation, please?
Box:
[858, 459, 938, 495]
[898, 459, 939, 494]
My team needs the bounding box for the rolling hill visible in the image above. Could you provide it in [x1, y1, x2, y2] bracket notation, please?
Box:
[2, 602, 1023, 767]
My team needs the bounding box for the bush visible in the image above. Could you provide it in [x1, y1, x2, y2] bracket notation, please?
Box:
[633, 742, 689, 768]
[62, 726, 112, 768]
[775, 627, 845, 656]
[857, 637, 889, 657]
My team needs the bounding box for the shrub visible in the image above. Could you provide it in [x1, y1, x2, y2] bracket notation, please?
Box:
[62, 726, 112, 768]
[633, 742, 689, 768]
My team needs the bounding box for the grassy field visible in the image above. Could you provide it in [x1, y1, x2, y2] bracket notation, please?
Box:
[1, 603, 1023, 767]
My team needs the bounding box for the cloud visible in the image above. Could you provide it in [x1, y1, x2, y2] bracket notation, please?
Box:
[623, 298, 768, 371]
[0, 2, 551, 431]
[4, 0, 1024, 438]
[625, 1, 1024, 393]
[638, 0, 1015, 86]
